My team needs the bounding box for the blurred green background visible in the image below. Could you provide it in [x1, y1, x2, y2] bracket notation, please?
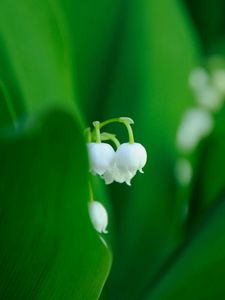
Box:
[0, 0, 225, 299]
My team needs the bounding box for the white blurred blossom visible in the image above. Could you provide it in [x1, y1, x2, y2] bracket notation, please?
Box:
[175, 158, 193, 186]
[212, 69, 225, 94]
[176, 108, 214, 153]
[195, 85, 223, 112]
[189, 67, 209, 91]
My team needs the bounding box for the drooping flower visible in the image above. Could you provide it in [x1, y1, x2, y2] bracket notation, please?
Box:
[195, 85, 222, 112]
[102, 165, 135, 186]
[87, 142, 115, 176]
[212, 69, 225, 94]
[115, 143, 147, 174]
[176, 108, 214, 153]
[88, 201, 108, 234]
[189, 67, 209, 91]
[102, 143, 147, 185]
[174, 158, 193, 186]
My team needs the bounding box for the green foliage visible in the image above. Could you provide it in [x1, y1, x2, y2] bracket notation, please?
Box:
[0, 110, 111, 299]
[0, 0, 225, 299]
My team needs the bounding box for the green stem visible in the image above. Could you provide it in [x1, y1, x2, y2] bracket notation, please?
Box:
[101, 132, 120, 148]
[89, 182, 94, 202]
[123, 121, 135, 144]
[93, 121, 101, 143]
[99, 117, 120, 129]
[96, 117, 135, 144]
[85, 127, 92, 143]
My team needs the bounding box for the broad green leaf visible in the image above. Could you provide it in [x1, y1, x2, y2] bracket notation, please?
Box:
[62, 0, 121, 118]
[0, 0, 79, 118]
[146, 196, 225, 300]
[0, 109, 111, 300]
[184, 0, 225, 52]
[0, 80, 17, 128]
[102, 0, 201, 298]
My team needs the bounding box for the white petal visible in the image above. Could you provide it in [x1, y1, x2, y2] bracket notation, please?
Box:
[189, 67, 209, 91]
[115, 143, 147, 174]
[195, 85, 223, 112]
[212, 69, 225, 94]
[176, 108, 214, 153]
[87, 143, 115, 176]
[175, 158, 193, 186]
[102, 170, 114, 185]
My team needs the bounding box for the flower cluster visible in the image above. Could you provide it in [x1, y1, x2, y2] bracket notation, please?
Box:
[88, 142, 147, 186]
[175, 57, 225, 188]
[86, 117, 147, 186]
[86, 117, 147, 234]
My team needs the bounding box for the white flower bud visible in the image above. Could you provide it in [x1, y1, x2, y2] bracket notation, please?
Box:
[88, 201, 108, 234]
[195, 85, 223, 112]
[102, 165, 135, 186]
[115, 142, 147, 175]
[176, 108, 214, 153]
[175, 158, 193, 186]
[189, 67, 209, 91]
[102, 143, 147, 185]
[87, 142, 115, 176]
[212, 69, 225, 94]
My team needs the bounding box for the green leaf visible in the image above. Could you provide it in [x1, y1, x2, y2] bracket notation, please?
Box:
[0, 0, 79, 118]
[146, 196, 225, 300]
[0, 109, 111, 300]
[185, 0, 225, 52]
[0, 80, 17, 128]
[62, 0, 122, 118]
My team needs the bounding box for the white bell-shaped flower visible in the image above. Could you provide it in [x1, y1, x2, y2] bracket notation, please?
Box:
[195, 85, 222, 112]
[102, 143, 147, 185]
[189, 67, 209, 91]
[87, 142, 115, 176]
[102, 165, 135, 186]
[212, 69, 225, 94]
[175, 158, 193, 186]
[89, 201, 108, 233]
[115, 142, 147, 175]
[176, 108, 214, 153]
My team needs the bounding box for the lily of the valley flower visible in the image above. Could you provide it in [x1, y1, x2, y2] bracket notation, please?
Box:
[116, 143, 147, 174]
[89, 201, 108, 233]
[102, 143, 147, 185]
[176, 108, 214, 153]
[102, 165, 135, 186]
[87, 117, 147, 186]
[87, 142, 115, 176]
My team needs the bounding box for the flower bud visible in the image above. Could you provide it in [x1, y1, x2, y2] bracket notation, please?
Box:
[176, 108, 214, 153]
[89, 201, 108, 233]
[87, 142, 115, 176]
[115, 143, 147, 174]
[102, 165, 135, 186]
